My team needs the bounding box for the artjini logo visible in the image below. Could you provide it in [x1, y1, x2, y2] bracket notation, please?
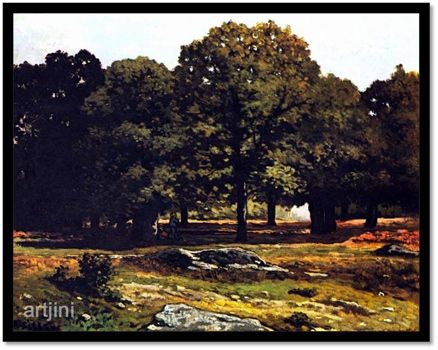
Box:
[23, 302, 75, 322]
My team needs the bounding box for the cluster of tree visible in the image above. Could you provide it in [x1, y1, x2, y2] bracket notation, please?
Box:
[13, 21, 419, 242]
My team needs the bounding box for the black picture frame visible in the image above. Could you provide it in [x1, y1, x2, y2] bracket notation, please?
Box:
[2, 2, 430, 342]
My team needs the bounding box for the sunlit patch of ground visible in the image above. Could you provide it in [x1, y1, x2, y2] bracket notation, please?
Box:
[12, 217, 419, 332]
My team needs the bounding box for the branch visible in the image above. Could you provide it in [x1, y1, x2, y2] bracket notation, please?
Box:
[271, 87, 312, 119]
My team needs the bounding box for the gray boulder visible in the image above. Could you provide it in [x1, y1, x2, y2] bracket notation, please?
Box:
[147, 247, 291, 280]
[375, 244, 419, 258]
[146, 303, 271, 331]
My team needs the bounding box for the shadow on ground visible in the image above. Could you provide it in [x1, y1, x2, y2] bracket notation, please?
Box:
[16, 217, 418, 251]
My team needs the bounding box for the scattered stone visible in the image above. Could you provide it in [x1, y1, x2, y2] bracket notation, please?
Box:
[383, 318, 393, 323]
[381, 307, 395, 312]
[304, 272, 328, 278]
[117, 282, 167, 304]
[81, 313, 92, 321]
[311, 327, 329, 332]
[116, 302, 126, 309]
[260, 291, 270, 298]
[378, 292, 385, 296]
[76, 296, 83, 301]
[324, 298, 376, 315]
[22, 293, 33, 300]
[109, 254, 142, 260]
[297, 301, 343, 314]
[252, 299, 271, 307]
[359, 322, 367, 327]
[139, 292, 167, 302]
[230, 294, 240, 301]
[145, 303, 271, 331]
[242, 296, 250, 301]
[374, 244, 419, 258]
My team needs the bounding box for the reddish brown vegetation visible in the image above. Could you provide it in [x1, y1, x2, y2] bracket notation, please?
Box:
[352, 230, 419, 251]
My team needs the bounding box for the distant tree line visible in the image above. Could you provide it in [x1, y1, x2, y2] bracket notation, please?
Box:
[13, 21, 419, 242]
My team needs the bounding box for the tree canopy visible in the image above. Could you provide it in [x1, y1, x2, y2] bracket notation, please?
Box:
[12, 22, 420, 244]
[13, 50, 104, 230]
[81, 56, 183, 241]
[176, 20, 320, 241]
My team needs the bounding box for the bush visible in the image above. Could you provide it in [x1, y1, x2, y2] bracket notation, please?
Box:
[13, 319, 60, 331]
[49, 265, 69, 284]
[78, 253, 114, 293]
[288, 287, 317, 298]
[48, 254, 119, 302]
[353, 260, 419, 293]
[285, 312, 314, 329]
[63, 310, 116, 331]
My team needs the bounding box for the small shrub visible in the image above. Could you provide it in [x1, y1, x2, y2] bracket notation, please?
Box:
[49, 254, 117, 300]
[98, 288, 123, 302]
[63, 310, 116, 331]
[78, 253, 114, 293]
[288, 287, 317, 298]
[13, 319, 60, 331]
[49, 265, 69, 284]
[285, 312, 314, 330]
[353, 260, 419, 293]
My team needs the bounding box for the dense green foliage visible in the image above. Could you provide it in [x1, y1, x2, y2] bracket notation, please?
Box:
[48, 253, 117, 299]
[80, 57, 182, 241]
[13, 50, 104, 230]
[359, 65, 420, 227]
[176, 21, 320, 240]
[13, 21, 420, 242]
[78, 253, 115, 292]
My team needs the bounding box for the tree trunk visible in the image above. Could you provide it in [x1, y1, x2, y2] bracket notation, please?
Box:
[144, 210, 158, 243]
[340, 202, 349, 221]
[309, 200, 325, 234]
[236, 179, 247, 242]
[365, 201, 379, 228]
[132, 208, 158, 243]
[90, 214, 100, 233]
[132, 211, 146, 241]
[117, 217, 128, 235]
[324, 203, 337, 233]
[180, 206, 189, 227]
[66, 217, 83, 234]
[267, 192, 276, 226]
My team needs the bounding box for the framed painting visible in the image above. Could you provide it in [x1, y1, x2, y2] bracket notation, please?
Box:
[2, 2, 430, 342]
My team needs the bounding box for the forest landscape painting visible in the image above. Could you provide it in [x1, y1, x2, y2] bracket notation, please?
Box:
[5, 4, 429, 340]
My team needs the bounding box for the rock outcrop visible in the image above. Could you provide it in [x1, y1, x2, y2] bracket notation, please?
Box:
[374, 244, 419, 258]
[146, 303, 272, 331]
[146, 247, 291, 280]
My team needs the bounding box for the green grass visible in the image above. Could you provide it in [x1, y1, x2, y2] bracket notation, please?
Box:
[13, 238, 419, 332]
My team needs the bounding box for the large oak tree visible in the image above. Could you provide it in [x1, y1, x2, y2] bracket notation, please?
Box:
[176, 20, 320, 241]
[359, 65, 419, 227]
[13, 50, 104, 231]
[81, 57, 183, 241]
